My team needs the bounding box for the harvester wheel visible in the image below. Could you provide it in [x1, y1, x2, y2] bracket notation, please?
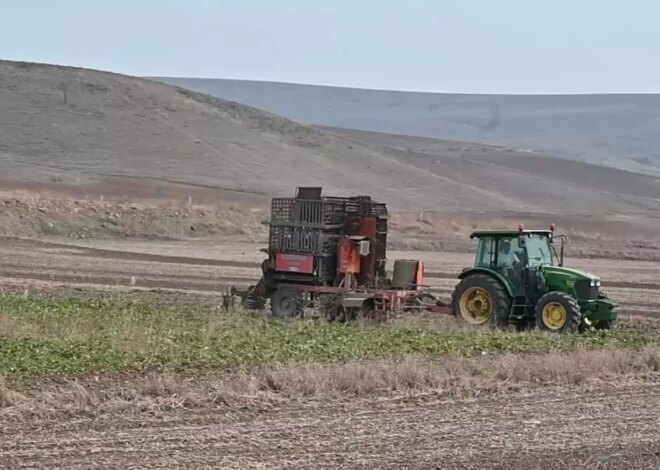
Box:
[535, 291, 580, 333]
[270, 288, 303, 319]
[451, 274, 510, 328]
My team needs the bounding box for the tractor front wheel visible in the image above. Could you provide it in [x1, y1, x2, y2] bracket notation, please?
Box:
[535, 291, 581, 333]
[270, 288, 303, 319]
[451, 274, 510, 328]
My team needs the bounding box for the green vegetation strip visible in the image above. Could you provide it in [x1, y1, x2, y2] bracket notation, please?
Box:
[0, 292, 658, 376]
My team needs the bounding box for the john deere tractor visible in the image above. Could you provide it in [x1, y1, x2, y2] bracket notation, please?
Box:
[451, 225, 617, 333]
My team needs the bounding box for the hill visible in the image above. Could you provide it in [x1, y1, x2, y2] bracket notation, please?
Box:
[0, 60, 659, 216]
[154, 77, 660, 176]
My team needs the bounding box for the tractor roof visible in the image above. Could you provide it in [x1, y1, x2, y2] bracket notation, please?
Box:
[469, 230, 553, 239]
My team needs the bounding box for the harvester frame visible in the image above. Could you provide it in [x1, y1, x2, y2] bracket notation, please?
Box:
[244, 187, 449, 320]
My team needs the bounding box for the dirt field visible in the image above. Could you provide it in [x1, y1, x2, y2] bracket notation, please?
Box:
[1, 236, 659, 319]
[1, 229, 658, 468]
[1, 381, 659, 469]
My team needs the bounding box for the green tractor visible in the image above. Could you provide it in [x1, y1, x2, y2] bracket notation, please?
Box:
[451, 225, 617, 333]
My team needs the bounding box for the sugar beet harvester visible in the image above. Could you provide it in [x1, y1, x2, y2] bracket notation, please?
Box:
[242, 187, 618, 333]
[243, 187, 449, 320]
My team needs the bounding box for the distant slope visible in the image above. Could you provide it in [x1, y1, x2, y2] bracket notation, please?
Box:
[0, 60, 458, 211]
[154, 77, 660, 175]
[0, 60, 659, 215]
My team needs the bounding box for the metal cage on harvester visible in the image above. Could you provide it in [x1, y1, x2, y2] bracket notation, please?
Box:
[262, 187, 389, 293]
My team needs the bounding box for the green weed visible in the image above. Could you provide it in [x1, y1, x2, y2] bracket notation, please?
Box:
[0, 291, 658, 377]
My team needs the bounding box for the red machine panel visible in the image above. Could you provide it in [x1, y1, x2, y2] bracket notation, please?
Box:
[338, 238, 361, 274]
[275, 253, 314, 274]
[416, 261, 425, 290]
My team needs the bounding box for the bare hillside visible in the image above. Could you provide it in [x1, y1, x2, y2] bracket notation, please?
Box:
[155, 77, 660, 175]
[1, 60, 659, 215]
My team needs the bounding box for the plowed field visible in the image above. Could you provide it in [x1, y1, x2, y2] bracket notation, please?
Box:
[2, 236, 660, 469]
[1, 237, 658, 318]
[1, 383, 659, 469]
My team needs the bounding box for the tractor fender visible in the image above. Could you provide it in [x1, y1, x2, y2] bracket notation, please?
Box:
[457, 267, 514, 298]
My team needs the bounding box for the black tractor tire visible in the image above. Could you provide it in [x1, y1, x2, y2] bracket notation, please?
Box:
[535, 291, 581, 333]
[270, 288, 303, 319]
[451, 274, 511, 328]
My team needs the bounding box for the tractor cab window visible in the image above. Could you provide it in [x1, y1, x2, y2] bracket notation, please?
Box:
[496, 237, 524, 270]
[526, 234, 553, 266]
[475, 236, 525, 271]
[475, 238, 495, 267]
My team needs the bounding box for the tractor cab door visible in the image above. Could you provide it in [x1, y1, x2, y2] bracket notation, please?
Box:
[520, 233, 554, 301]
[494, 236, 527, 298]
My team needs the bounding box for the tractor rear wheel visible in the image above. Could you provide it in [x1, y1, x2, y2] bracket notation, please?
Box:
[270, 288, 303, 319]
[451, 274, 510, 328]
[535, 291, 580, 333]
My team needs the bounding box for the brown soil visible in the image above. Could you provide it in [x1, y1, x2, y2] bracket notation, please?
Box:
[3, 346, 660, 469]
[1, 382, 658, 469]
[1, 237, 658, 319]
[0, 193, 269, 240]
[2, 190, 659, 265]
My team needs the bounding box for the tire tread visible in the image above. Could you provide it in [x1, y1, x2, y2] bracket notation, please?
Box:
[535, 291, 581, 333]
[451, 274, 511, 328]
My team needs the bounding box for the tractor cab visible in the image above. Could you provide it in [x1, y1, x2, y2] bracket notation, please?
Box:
[470, 227, 561, 297]
[473, 227, 556, 266]
[452, 225, 617, 333]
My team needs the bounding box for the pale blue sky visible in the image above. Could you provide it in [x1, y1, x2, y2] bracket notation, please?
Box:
[1, 0, 658, 93]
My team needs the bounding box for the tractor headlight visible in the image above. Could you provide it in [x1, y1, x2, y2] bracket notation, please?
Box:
[590, 279, 600, 287]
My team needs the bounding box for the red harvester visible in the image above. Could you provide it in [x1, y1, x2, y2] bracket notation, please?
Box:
[243, 187, 450, 321]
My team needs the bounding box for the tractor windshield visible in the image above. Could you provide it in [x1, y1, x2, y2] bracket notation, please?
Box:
[526, 234, 553, 266]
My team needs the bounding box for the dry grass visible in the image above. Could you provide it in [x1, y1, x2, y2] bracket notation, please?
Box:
[2, 347, 658, 420]
[228, 347, 660, 398]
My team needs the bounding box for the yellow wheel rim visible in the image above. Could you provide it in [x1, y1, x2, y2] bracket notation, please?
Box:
[542, 302, 567, 330]
[459, 287, 492, 325]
